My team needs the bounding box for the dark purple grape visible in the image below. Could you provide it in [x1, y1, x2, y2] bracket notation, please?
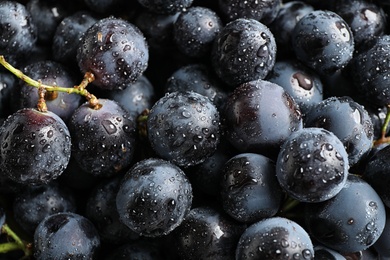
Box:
[136, 0, 194, 14]
[77, 17, 149, 90]
[26, 0, 73, 44]
[33, 212, 101, 259]
[134, 10, 179, 53]
[222, 79, 303, 159]
[173, 6, 223, 58]
[0, 108, 71, 185]
[373, 208, 390, 258]
[0, 70, 17, 118]
[85, 176, 139, 244]
[172, 206, 245, 260]
[305, 175, 386, 253]
[19, 60, 82, 122]
[0, 1, 37, 65]
[333, 0, 387, 49]
[291, 10, 355, 75]
[147, 91, 220, 167]
[52, 11, 98, 64]
[314, 245, 346, 260]
[116, 158, 193, 237]
[221, 153, 283, 223]
[106, 75, 156, 118]
[218, 0, 282, 25]
[268, 1, 314, 59]
[347, 35, 390, 107]
[165, 63, 227, 110]
[236, 216, 314, 260]
[304, 96, 374, 166]
[276, 127, 349, 203]
[211, 18, 277, 88]
[266, 59, 323, 115]
[13, 182, 77, 235]
[364, 144, 390, 208]
[68, 99, 137, 178]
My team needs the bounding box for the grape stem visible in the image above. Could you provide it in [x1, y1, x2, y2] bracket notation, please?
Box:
[373, 104, 390, 147]
[0, 224, 32, 258]
[0, 55, 101, 110]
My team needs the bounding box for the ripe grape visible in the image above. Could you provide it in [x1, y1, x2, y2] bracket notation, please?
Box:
[0, 108, 71, 185]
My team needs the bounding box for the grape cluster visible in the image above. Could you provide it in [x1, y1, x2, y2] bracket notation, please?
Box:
[0, 0, 390, 259]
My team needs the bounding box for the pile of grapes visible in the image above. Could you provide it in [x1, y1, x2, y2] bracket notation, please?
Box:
[1, 0, 390, 259]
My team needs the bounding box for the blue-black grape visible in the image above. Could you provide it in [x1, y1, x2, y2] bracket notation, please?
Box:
[173, 6, 223, 58]
[19, 60, 82, 122]
[305, 174, 386, 253]
[268, 1, 314, 59]
[266, 59, 323, 115]
[136, 0, 194, 14]
[26, 0, 72, 45]
[222, 79, 303, 159]
[220, 153, 283, 223]
[68, 99, 138, 177]
[116, 158, 193, 237]
[0, 108, 71, 185]
[171, 206, 246, 260]
[304, 96, 374, 166]
[77, 17, 149, 90]
[12, 182, 76, 235]
[291, 10, 355, 75]
[211, 18, 277, 88]
[333, 0, 387, 49]
[33, 212, 101, 259]
[52, 11, 98, 64]
[218, 0, 282, 25]
[165, 63, 227, 110]
[276, 127, 349, 203]
[347, 35, 390, 107]
[147, 91, 220, 167]
[0, 1, 37, 65]
[85, 176, 139, 244]
[236, 216, 314, 260]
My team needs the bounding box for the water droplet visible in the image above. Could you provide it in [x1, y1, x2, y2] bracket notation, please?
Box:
[102, 120, 117, 135]
[42, 144, 51, 153]
[47, 130, 53, 138]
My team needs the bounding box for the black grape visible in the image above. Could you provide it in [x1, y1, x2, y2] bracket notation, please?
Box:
[0, 1, 37, 65]
[136, 0, 194, 14]
[68, 99, 137, 178]
[211, 18, 277, 88]
[116, 158, 193, 237]
[305, 174, 386, 253]
[222, 79, 303, 159]
[236, 216, 314, 260]
[0, 108, 71, 185]
[19, 60, 82, 122]
[85, 176, 139, 244]
[147, 91, 220, 167]
[77, 17, 149, 90]
[276, 127, 349, 203]
[173, 6, 223, 58]
[52, 11, 98, 64]
[291, 10, 355, 75]
[220, 153, 283, 223]
[12, 182, 76, 235]
[304, 96, 374, 166]
[33, 212, 101, 259]
[266, 59, 323, 115]
[218, 0, 282, 25]
[172, 206, 246, 260]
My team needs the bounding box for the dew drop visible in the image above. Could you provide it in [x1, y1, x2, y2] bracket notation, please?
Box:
[102, 120, 117, 135]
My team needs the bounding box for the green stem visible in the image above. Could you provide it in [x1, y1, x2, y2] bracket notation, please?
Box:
[373, 105, 390, 147]
[280, 197, 300, 214]
[0, 55, 100, 110]
[0, 224, 32, 257]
